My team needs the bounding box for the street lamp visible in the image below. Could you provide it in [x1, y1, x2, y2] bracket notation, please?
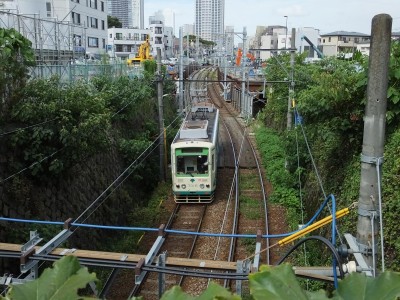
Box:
[284, 16, 288, 49]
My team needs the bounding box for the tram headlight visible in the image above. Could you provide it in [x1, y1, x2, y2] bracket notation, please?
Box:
[181, 184, 187, 189]
[175, 184, 180, 189]
[206, 184, 210, 188]
[199, 184, 205, 189]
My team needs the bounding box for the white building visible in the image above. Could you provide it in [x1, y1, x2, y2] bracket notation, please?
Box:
[107, 27, 150, 60]
[182, 24, 195, 36]
[258, 26, 287, 60]
[149, 20, 164, 58]
[296, 27, 321, 59]
[0, 0, 108, 57]
[132, 0, 144, 29]
[164, 26, 175, 58]
[108, 0, 144, 29]
[195, 0, 224, 43]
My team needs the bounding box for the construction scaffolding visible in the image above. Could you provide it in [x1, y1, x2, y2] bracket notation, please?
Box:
[0, 10, 140, 82]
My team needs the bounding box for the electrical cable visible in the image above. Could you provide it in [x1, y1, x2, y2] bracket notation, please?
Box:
[294, 106, 344, 246]
[0, 193, 343, 240]
[295, 121, 309, 289]
[376, 157, 385, 272]
[0, 147, 65, 184]
[74, 104, 186, 224]
[0, 117, 59, 137]
[275, 235, 344, 281]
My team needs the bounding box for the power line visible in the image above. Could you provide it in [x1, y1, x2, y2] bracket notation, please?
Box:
[0, 147, 65, 184]
[0, 117, 59, 138]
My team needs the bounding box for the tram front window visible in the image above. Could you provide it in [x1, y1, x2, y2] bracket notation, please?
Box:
[197, 155, 208, 174]
[176, 155, 208, 175]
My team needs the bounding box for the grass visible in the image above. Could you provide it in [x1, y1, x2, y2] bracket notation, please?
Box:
[240, 172, 261, 190]
[240, 195, 262, 220]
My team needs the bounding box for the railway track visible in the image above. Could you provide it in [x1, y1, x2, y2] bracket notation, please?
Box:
[106, 66, 270, 299]
[208, 70, 270, 292]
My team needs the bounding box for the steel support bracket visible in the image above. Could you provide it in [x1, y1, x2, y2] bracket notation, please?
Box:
[135, 225, 165, 284]
[236, 260, 243, 296]
[344, 233, 373, 276]
[252, 230, 262, 273]
[20, 227, 73, 275]
[360, 154, 384, 165]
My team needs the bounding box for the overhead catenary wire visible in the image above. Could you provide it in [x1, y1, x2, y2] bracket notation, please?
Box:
[74, 108, 186, 224]
[294, 106, 344, 246]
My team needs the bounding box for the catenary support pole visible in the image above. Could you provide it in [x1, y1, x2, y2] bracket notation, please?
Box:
[287, 28, 295, 130]
[179, 27, 184, 112]
[241, 27, 247, 117]
[157, 48, 165, 182]
[356, 14, 391, 275]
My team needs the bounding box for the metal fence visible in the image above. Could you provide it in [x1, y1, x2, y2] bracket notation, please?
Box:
[29, 63, 144, 82]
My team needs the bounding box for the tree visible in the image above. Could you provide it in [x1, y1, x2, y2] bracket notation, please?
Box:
[107, 15, 122, 28]
[0, 28, 35, 121]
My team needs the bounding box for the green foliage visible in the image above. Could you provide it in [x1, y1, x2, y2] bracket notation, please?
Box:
[240, 195, 262, 220]
[1, 256, 97, 300]
[385, 41, 400, 131]
[256, 41, 400, 274]
[255, 126, 296, 190]
[8, 76, 112, 175]
[2, 256, 400, 300]
[107, 15, 122, 28]
[0, 28, 35, 120]
[381, 128, 400, 271]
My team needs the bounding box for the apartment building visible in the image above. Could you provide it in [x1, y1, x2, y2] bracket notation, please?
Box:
[0, 0, 108, 58]
[195, 0, 224, 43]
[107, 23, 174, 60]
[320, 31, 370, 57]
[108, 0, 144, 29]
[107, 27, 150, 60]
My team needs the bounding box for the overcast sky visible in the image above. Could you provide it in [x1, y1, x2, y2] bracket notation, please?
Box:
[144, 0, 400, 38]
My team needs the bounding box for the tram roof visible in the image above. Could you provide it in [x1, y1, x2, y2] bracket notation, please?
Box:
[173, 105, 218, 144]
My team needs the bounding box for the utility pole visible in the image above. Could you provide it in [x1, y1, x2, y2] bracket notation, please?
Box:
[241, 27, 247, 118]
[284, 16, 288, 49]
[287, 28, 295, 130]
[179, 27, 184, 112]
[356, 14, 391, 276]
[156, 48, 165, 182]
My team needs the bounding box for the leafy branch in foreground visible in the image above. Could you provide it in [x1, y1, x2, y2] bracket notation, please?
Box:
[2, 257, 399, 300]
[1, 255, 97, 300]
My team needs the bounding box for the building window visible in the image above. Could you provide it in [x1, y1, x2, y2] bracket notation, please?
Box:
[46, 2, 51, 17]
[88, 37, 99, 47]
[102, 38, 106, 49]
[134, 33, 139, 41]
[90, 0, 97, 9]
[90, 17, 98, 28]
[101, 1, 104, 11]
[116, 33, 122, 40]
[115, 44, 123, 52]
[72, 12, 81, 25]
[101, 20, 105, 30]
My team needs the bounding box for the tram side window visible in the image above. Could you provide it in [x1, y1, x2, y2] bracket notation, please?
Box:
[177, 156, 185, 173]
